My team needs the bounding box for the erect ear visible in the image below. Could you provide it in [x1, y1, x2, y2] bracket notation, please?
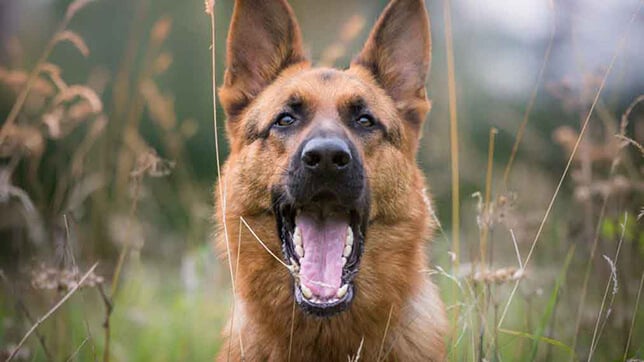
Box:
[352, 0, 431, 134]
[219, 0, 307, 123]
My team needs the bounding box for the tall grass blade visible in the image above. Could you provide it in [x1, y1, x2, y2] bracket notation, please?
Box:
[529, 245, 575, 361]
[443, 0, 460, 269]
[588, 214, 627, 360]
[498, 328, 572, 355]
[502, 0, 555, 188]
[443, 1, 462, 357]
[480, 127, 497, 267]
[622, 271, 644, 361]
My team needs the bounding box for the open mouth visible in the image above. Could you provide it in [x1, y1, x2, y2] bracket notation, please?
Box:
[274, 197, 367, 317]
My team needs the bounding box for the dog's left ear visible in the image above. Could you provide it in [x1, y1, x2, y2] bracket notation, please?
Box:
[352, 0, 431, 136]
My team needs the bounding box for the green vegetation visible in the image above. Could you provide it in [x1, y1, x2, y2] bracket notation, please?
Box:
[0, 0, 642, 361]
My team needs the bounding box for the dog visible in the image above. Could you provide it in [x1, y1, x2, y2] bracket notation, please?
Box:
[214, 0, 447, 360]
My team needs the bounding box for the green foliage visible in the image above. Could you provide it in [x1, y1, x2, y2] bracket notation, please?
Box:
[0, 0, 642, 361]
[529, 245, 574, 361]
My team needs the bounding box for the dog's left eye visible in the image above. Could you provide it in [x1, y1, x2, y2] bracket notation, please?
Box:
[355, 115, 376, 128]
[275, 113, 297, 127]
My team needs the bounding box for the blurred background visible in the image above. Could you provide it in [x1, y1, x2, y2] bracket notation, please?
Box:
[0, 0, 642, 360]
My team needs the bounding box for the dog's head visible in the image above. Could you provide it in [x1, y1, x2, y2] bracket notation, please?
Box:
[219, 0, 431, 317]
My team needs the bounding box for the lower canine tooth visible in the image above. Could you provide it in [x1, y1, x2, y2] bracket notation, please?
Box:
[341, 257, 347, 266]
[337, 284, 348, 298]
[343, 245, 352, 257]
[301, 284, 313, 299]
[293, 227, 302, 246]
[295, 245, 304, 258]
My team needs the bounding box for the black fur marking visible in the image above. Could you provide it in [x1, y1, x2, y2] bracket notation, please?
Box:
[319, 70, 335, 82]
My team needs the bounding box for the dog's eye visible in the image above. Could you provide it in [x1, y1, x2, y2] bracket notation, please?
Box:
[355, 115, 375, 128]
[275, 113, 297, 127]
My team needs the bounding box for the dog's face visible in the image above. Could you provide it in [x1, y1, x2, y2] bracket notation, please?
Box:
[219, 0, 431, 317]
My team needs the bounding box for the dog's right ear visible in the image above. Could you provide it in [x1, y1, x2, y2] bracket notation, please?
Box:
[219, 0, 307, 125]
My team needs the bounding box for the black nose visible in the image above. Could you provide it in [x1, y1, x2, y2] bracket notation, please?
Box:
[301, 137, 352, 171]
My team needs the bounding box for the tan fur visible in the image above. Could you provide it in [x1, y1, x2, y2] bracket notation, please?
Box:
[214, 1, 447, 360]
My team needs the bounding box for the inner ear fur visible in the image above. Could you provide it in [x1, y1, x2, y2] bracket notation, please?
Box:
[352, 0, 432, 134]
[219, 0, 308, 129]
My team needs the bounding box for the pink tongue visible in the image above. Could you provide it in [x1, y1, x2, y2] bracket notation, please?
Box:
[296, 212, 348, 299]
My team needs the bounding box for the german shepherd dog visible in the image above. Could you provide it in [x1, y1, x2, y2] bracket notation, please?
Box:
[215, 0, 447, 360]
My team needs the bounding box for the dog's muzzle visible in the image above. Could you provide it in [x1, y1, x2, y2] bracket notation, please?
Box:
[273, 132, 369, 317]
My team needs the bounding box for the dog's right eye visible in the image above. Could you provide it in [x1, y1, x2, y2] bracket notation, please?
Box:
[274, 113, 297, 128]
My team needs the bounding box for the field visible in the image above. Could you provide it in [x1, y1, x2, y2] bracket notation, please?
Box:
[0, 0, 642, 360]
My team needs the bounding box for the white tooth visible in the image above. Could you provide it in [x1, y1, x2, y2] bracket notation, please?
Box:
[301, 284, 313, 299]
[293, 227, 302, 246]
[336, 284, 348, 298]
[343, 244, 352, 257]
[295, 245, 304, 258]
[290, 258, 300, 271]
[346, 228, 353, 246]
[341, 257, 347, 267]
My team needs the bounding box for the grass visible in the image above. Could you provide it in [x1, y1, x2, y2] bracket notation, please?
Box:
[106, 256, 227, 361]
[0, 0, 643, 361]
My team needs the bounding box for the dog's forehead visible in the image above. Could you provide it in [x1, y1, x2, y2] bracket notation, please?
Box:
[275, 67, 385, 109]
[246, 66, 402, 139]
[288, 68, 363, 88]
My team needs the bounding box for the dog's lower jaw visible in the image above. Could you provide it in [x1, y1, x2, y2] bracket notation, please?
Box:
[215, 215, 447, 362]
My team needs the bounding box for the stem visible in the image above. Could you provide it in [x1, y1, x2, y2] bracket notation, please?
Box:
[480, 128, 497, 268]
[7, 263, 99, 362]
[502, 1, 556, 188]
[1, 25, 68, 140]
[443, 2, 462, 354]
